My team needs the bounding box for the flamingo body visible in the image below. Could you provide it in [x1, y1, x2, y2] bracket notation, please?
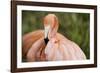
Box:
[22, 14, 86, 62]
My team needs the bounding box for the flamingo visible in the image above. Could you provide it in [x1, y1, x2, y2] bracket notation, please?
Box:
[22, 14, 86, 62]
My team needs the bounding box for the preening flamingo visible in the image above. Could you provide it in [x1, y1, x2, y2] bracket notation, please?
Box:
[22, 14, 86, 62]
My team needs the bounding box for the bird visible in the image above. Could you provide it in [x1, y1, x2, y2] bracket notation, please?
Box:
[22, 14, 86, 62]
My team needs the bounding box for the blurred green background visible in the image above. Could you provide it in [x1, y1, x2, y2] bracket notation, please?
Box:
[22, 10, 90, 59]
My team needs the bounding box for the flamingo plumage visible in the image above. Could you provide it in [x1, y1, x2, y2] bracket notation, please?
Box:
[22, 14, 86, 62]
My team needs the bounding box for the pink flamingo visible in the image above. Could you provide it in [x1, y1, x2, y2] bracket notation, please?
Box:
[22, 14, 86, 62]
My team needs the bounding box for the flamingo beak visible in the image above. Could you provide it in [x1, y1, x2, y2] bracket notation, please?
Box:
[44, 25, 50, 39]
[44, 25, 50, 44]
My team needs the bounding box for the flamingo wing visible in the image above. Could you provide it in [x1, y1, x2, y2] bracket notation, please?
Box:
[26, 37, 46, 61]
[57, 33, 86, 60]
[45, 33, 86, 61]
[22, 30, 44, 57]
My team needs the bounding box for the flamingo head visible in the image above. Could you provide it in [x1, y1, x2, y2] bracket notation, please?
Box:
[43, 14, 59, 41]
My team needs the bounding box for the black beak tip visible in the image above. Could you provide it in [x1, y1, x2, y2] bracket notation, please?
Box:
[44, 38, 49, 44]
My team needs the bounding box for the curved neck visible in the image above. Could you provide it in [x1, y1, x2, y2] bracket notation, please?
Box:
[44, 14, 59, 40]
[48, 22, 59, 39]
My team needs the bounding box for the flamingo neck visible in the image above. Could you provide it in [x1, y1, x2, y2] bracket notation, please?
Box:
[48, 24, 58, 40]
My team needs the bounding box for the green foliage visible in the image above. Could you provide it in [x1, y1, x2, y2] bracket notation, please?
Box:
[22, 10, 90, 59]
